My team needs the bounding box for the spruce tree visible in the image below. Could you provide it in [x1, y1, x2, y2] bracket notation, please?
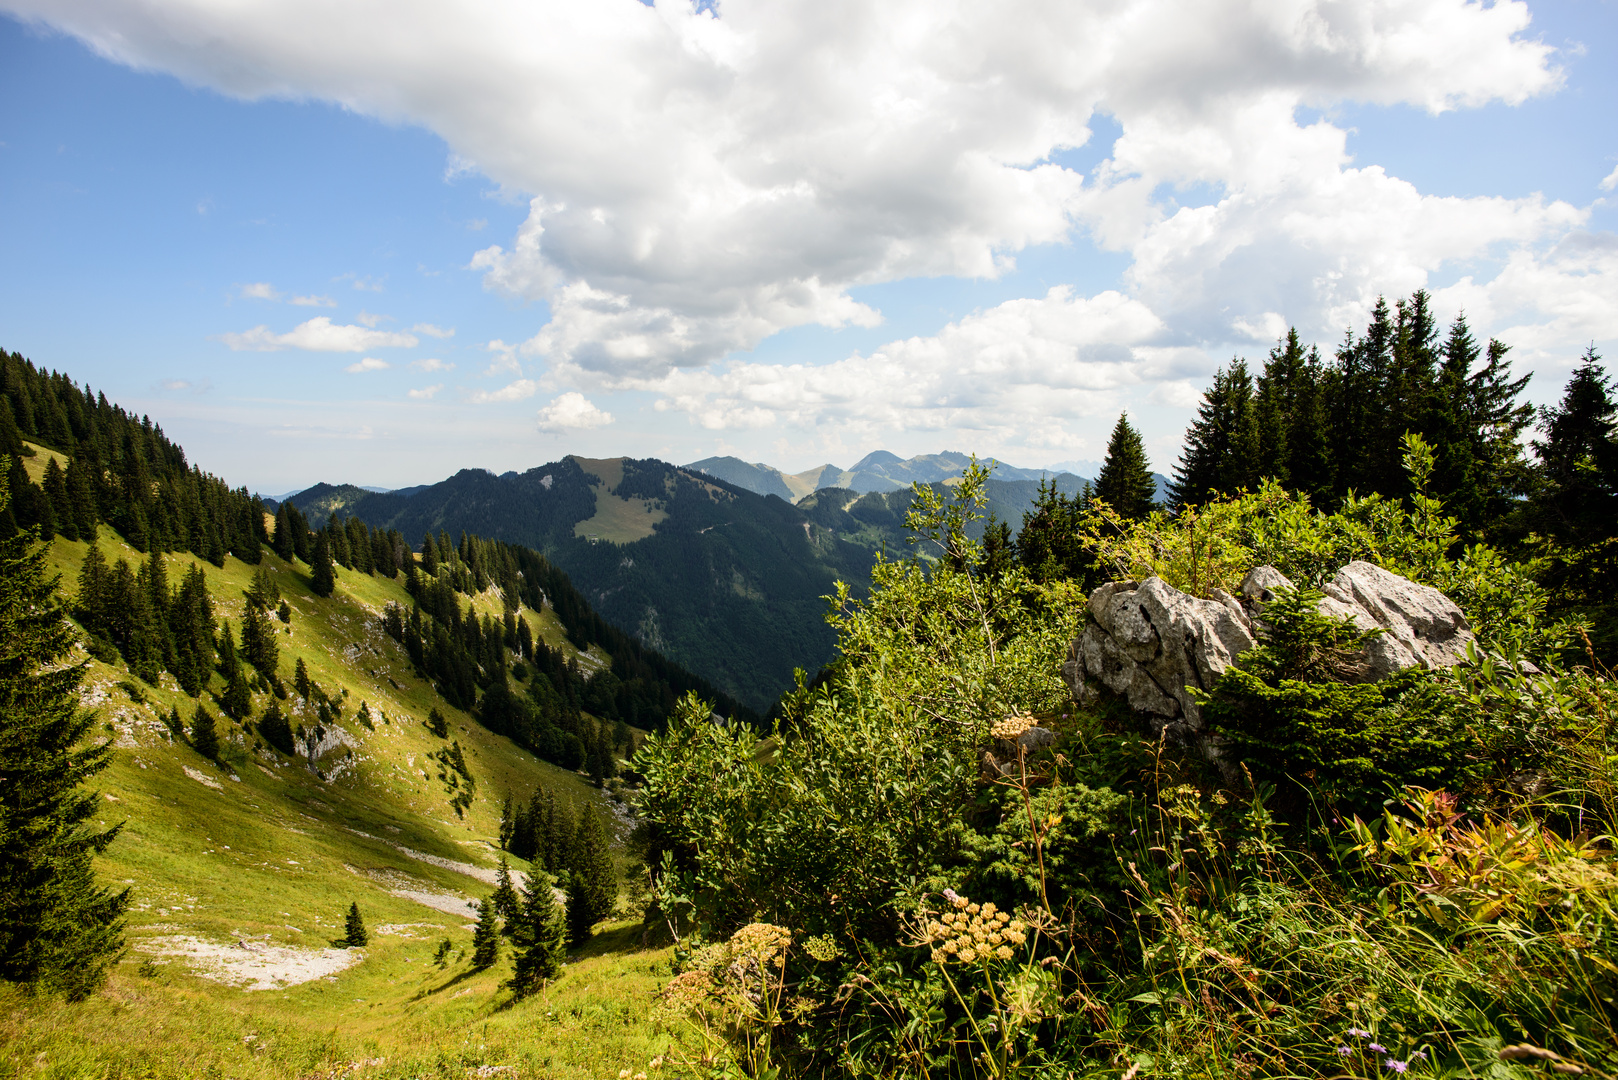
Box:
[41, 457, 74, 542]
[1093, 413, 1157, 520]
[471, 898, 499, 968]
[190, 704, 219, 760]
[491, 855, 522, 932]
[565, 806, 616, 945]
[508, 871, 566, 998]
[170, 564, 214, 697]
[276, 599, 291, 624]
[0, 465, 131, 998]
[221, 663, 253, 722]
[343, 902, 368, 947]
[272, 503, 297, 563]
[259, 698, 294, 756]
[310, 532, 336, 598]
[295, 656, 312, 701]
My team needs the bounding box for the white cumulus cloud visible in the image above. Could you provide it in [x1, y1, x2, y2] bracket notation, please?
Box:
[289, 294, 336, 307]
[469, 378, 538, 404]
[238, 282, 280, 301]
[411, 322, 455, 338]
[407, 383, 444, 399]
[345, 357, 391, 373]
[536, 392, 613, 433]
[11, 0, 1570, 385]
[216, 317, 419, 352]
[411, 357, 454, 372]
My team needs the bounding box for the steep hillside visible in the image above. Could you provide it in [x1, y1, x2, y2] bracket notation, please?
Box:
[289, 458, 881, 710]
[2, 499, 675, 1078]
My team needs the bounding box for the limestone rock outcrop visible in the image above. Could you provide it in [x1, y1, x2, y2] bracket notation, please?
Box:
[1062, 560, 1473, 738]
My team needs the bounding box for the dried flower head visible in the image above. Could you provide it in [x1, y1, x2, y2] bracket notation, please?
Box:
[991, 715, 1037, 741]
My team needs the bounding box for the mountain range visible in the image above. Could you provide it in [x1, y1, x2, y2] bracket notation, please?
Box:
[274, 451, 1168, 711]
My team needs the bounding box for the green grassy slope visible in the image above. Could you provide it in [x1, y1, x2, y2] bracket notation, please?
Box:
[0, 520, 675, 1079]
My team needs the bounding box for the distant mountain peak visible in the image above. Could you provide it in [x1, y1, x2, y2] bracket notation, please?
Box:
[849, 449, 903, 471]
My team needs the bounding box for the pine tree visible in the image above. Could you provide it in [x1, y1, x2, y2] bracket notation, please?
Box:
[1093, 413, 1157, 520]
[428, 707, 448, 739]
[565, 806, 617, 945]
[41, 457, 74, 542]
[0, 464, 131, 998]
[310, 531, 336, 598]
[343, 902, 368, 947]
[190, 704, 219, 760]
[295, 656, 312, 701]
[471, 898, 499, 968]
[276, 599, 291, 624]
[508, 871, 566, 998]
[491, 855, 522, 932]
[272, 503, 297, 563]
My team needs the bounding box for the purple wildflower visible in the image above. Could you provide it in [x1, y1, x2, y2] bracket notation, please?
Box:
[1337, 1047, 1353, 1056]
[1347, 1028, 1371, 1039]
[1369, 1043, 1387, 1053]
[1411, 1051, 1427, 1062]
[942, 888, 961, 904]
[1384, 1059, 1408, 1073]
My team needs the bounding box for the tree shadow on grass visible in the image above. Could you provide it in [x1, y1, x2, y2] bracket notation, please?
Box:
[570, 919, 667, 962]
[408, 963, 488, 1001]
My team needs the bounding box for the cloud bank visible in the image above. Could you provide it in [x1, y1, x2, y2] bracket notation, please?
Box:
[13, 0, 1614, 457]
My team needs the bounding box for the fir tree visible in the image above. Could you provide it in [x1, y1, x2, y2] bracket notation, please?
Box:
[343, 902, 368, 947]
[1093, 413, 1157, 520]
[190, 704, 219, 760]
[276, 599, 291, 624]
[272, 503, 297, 563]
[508, 870, 566, 998]
[1169, 361, 1257, 508]
[471, 898, 499, 968]
[0, 465, 131, 998]
[41, 457, 74, 542]
[240, 602, 277, 676]
[491, 855, 522, 932]
[310, 531, 336, 598]
[428, 707, 448, 739]
[565, 806, 617, 945]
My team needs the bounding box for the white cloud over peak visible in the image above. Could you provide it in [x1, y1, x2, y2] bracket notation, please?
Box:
[635, 287, 1180, 447]
[536, 392, 613, 433]
[216, 317, 419, 352]
[13, 0, 1573, 385]
[469, 378, 538, 404]
[345, 357, 390, 373]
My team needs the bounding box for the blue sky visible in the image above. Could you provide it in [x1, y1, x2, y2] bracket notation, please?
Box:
[1, 0, 1615, 494]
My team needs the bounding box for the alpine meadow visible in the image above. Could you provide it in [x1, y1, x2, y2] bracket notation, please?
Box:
[2, 2, 1618, 1079]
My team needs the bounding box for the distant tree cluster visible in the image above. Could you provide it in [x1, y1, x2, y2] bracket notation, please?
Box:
[0, 351, 269, 563]
[1168, 293, 1534, 537]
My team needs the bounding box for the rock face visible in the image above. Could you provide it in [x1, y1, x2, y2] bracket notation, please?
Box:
[1063, 560, 1473, 738]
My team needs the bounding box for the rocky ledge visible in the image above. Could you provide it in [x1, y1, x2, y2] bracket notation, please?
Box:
[1062, 560, 1473, 741]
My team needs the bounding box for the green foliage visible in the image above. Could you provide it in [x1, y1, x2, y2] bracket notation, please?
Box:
[257, 698, 294, 756]
[342, 901, 367, 948]
[0, 459, 129, 999]
[491, 855, 521, 931]
[1082, 433, 1560, 657]
[309, 532, 335, 598]
[1199, 588, 1476, 814]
